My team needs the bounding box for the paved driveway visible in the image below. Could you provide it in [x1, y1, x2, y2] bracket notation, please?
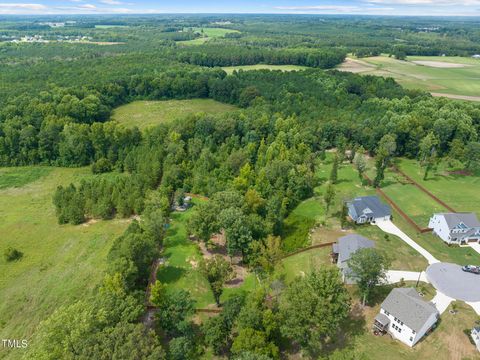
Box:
[385, 270, 429, 284]
[466, 301, 480, 316]
[468, 242, 480, 256]
[426, 262, 480, 302]
[431, 292, 455, 314]
[376, 220, 439, 265]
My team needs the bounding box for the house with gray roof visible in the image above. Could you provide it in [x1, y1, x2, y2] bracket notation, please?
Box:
[373, 288, 439, 347]
[428, 213, 480, 244]
[332, 234, 375, 284]
[347, 196, 391, 225]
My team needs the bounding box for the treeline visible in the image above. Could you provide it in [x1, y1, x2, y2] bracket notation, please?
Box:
[0, 68, 224, 166]
[175, 45, 347, 68]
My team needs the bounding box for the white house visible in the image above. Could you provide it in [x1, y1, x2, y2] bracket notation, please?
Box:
[428, 213, 480, 244]
[347, 196, 392, 224]
[373, 288, 439, 347]
[471, 327, 480, 352]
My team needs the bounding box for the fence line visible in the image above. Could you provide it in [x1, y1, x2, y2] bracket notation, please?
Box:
[391, 166, 456, 213]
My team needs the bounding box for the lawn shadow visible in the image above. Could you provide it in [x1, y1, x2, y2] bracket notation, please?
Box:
[157, 266, 186, 284]
[318, 302, 367, 358]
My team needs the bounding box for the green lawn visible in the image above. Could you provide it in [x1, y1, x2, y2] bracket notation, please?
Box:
[339, 55, 480, 98]
[0, 167, 128, 359]
[397, 158, 480, 214]
[379, 168, 449, 227]
[157, 202, 255, 308]
[110, 99, 237, 130]
[353, 301, 479, 360]
[222, 64, 308, 74]
[157, 202, 215, 309]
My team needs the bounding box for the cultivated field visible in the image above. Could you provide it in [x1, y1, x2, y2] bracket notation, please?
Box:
[338, 55, 480, 100]
[222, 64, 308, 74]
[110, 99, 237, 130]
[0, 167, 128, 359]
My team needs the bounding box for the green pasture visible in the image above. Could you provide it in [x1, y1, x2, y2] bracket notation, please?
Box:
[0, 167, 128, 357]
[178, 27, 240, 45]
[110, 99, 237, 130]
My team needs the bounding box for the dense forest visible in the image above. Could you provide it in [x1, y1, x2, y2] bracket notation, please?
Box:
[1, 13, 480, 360]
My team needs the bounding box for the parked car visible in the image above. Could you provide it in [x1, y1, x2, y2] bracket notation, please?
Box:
[462, 265, 480, 274]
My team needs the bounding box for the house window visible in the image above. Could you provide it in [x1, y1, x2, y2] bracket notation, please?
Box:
[410, 337, 413, 342]
[412, 330, 416, 334]
[398, 329, 402, 333]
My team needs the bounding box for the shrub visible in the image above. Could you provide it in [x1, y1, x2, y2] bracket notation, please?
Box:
[4, 247, 23, 262]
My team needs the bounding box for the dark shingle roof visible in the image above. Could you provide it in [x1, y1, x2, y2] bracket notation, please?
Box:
[381, 288, 438, 332]
[440, 213, 480, 230]
[336, 234, 375, 264]
[349, 196, 391, 219]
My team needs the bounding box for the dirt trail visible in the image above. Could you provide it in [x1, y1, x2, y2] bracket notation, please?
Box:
[431, 93, 480, 102]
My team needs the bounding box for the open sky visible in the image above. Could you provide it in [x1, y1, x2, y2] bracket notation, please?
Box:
[1, 0, 480, 16]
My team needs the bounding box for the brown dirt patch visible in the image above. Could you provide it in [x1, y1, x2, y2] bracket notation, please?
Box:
[196, 231, 249, 287]
[412, 60, 468, 68]
[338, 58, 376, 73]
[431, 93, 480, 102]
[310, 227, 353, 245]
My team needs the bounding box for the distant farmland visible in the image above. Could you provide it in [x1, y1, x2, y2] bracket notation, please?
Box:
[338, 55, 480, 101]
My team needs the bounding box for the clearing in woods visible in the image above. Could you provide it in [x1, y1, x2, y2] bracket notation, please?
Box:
[110, 99, 238, 130]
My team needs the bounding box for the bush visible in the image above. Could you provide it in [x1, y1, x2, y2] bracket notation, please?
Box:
[92, 158, 113, 174]
[4, 247, 23, 262]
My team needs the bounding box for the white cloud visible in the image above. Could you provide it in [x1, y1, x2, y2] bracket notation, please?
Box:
[0, 3, 48, 14]
[99, 0, 124, 5]
[275, 5, 361, 12]
[365, 0, 480, 5]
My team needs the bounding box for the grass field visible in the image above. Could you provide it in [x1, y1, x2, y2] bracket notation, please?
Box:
[110, 99, 237, 130]
[157, 201, 216, 308]
[222, 64, 308, 74]
[178, 27, 240, 45]
[0, 167, 128, 359]
[379, 168, 449, 227]
[338, 55, 480, 99]
[397, 158, 480, 215]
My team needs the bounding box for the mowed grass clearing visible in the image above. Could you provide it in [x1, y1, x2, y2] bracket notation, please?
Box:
[397, 158, 480, 215]
[157, 202, 255, 308]
[282, 153, 427, 271]
[178, 27, 240, 45]
[222, 64, 309, 74]
[379, 168, 449, 227]
[338, 55, 480, 99]
[110, 99, 237, 130]
[0, 167, 128, 359]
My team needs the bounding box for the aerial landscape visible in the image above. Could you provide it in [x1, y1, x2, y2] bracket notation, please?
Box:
[1, 1, 480, 359]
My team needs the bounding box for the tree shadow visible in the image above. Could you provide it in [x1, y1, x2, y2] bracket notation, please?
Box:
[156, 266, 186, 284]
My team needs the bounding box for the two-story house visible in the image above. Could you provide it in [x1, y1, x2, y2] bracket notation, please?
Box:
[373, 288, 439, 347]
[428, 213, 480, 244]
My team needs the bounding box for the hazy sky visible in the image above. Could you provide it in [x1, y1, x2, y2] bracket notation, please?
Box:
[1, 0, 480, 16]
